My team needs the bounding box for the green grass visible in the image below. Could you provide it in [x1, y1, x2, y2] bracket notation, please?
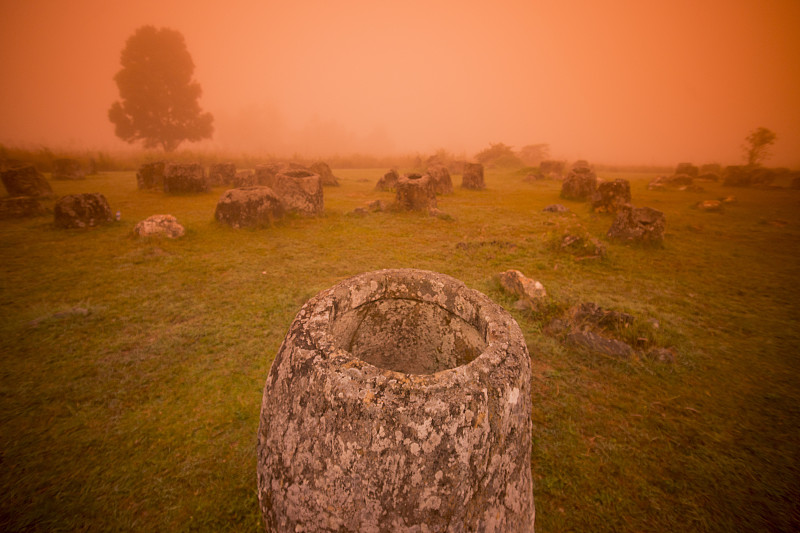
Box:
[1, 168, 799, 531]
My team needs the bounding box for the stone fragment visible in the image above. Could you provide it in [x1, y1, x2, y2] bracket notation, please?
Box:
[570, 302, 634, 331]
[375, 169, 399, 191]
[163, 163, 209, 193]
[428, 207, 453, 220]
[257, 269, 534, 531]
[51, 158, 84, 180]
[426, 164, 453, 194]
[543, 203, 569, 213]
[1, 165, 53, 198]
[0, 197, 45, 219]
[566, 330, 633, 358]
[271, 169, 324, 216]
[696, 200, 723, 212]
[208, 162, 236, 187]
[560, 164, 597, 201]
[214, 186, 284, 228]
[395, 173, 437, 211]
[607, 205, 666, 245]
[136, 161, 166, 190]
[591, 179, 632, 213]
[559, 230, 606, 257]
[133, 214, 185, 238]
[309, 161, 340, 187]
[367, 199, 386, 212]
[498, 269, 547, 310]
[54, 193, 113, 229]
[461, 162, 485, 190]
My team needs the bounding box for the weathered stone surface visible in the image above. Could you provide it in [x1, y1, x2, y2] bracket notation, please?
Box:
[271, 169, 324, 216]
[233, 169, 256, 188]
[164, 163, 209, 193]
[133, 214, 185, 238]
[426, 164, 453, 194]
[375, 169, 399, 191]
[499, 269, 547, 310]
[461, 162, 485, 190]
[592, 179, 632, 213]
[543, 204, 569, 213]
[395, 173, 437, 211]
[214, 186, 284, 228]
[51, 158, 84, 180]
[558, 229, 606, 258]
[310, 161, 340, 187]
[539, 160, 565, 179]
[368, 199, 386, 212]
[560, 165, 597, 201]
[54, 193, 113, 229]
[257, 269, 534, 532]
[136, 161, 166, 190]
[607, 205, 666, 245]
[566, 330, 633, 358]
[1, 165, 53, 198]
[254, 163, 285, 188]
[0, 197, 45, 219]
[208, 162, 236, 187]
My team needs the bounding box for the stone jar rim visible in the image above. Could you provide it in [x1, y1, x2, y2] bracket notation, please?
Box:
[300, 268, 520, 387]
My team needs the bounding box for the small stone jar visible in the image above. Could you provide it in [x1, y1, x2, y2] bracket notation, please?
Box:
[257, 269, 534, 532]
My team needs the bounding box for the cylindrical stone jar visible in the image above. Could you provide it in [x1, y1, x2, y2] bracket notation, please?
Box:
[257, 269, 534, 532]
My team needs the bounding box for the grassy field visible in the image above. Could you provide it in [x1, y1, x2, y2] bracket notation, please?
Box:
[1, 167, 798, 531]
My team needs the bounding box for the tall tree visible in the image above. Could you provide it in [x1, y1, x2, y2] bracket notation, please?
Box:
[108, 26, 213, 152]
[742, 127, 776, 167]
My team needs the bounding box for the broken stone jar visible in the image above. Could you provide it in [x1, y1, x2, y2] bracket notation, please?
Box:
[257, 268, 534, 532]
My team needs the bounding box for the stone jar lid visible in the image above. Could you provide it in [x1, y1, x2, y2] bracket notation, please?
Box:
[258, 268, 534, 532]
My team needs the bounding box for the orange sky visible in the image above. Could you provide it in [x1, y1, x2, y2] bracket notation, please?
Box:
[1, 0, 798, 166]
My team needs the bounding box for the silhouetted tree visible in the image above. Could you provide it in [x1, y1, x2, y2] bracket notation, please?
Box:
[474, 143, 523, 168]
[743, 127, 776, 167]
[108, 26, 213, 152]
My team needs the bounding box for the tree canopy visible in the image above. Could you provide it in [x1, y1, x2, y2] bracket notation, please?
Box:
[108, 26, 213, 152]
[743, 127, 776, 167]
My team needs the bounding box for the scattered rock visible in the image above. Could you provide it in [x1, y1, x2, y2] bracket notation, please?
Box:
[0, 196, 45, 219]
[257, 269, 534, 531]
[54, 193, 113, 229]
[1, 165, 53, 198]
[395, 173, 437, 211]
[136, 161, 166, 190]
[254, 163, 286, 188]
[543, 204, 569, 213]
[607, 205, 666, 245]
[348, 207, 368, 217]
[208, 162, 236, 187]
[309, 161, 340, 187]
[428, 207, 453, 220]
[566, 330, 633, 358]
[560, 164, 597, 201]
[498, 270, 547, 310]
[591, 179, 631, 213]
[695, 200, 723, 212]
[51, 158, 84, 180]
[645, 347, 676, 363]
[461, 162, 485, 190]
[375, 169, 399, 191]
[558, 230, 606, 258]
[367, 199, 386, 212]
[426, 164, 453, 194]
[214, 186, 285, 228]
[134, 214, 185, 238]
[164, 163, 209, 193]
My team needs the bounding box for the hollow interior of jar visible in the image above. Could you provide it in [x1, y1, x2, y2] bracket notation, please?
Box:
[330, 297, 487, 375]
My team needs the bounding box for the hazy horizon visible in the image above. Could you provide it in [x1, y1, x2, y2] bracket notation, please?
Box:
[1, 0, 799, 166]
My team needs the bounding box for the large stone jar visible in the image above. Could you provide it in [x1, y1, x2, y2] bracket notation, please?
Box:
[257, 269, 534, 532]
